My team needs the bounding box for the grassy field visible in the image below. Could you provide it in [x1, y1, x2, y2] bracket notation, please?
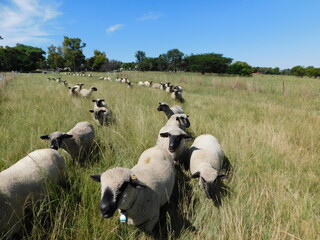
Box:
[0, 71, 319, 239]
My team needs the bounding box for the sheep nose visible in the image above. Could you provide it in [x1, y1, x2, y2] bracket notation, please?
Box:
[100, 204, 113, 218]
[50, 145, 59, 150]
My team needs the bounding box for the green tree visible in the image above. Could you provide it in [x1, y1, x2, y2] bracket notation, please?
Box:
[167, 49, 184, 72]
[135, 51, 146, 63]
[228, 61, 253, 76]
[0, 44, 45, 71]
[62, 36, 86, 71]
[185, 53, 232, 74]
[290, 65, 306, 77]
[87, 50, 108, 71]
[47, 45, 65, 69]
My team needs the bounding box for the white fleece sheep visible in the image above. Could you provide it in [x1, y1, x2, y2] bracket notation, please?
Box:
[156, 126, 192, 165]
[143, 81, 153, 87]
[189, 134, 227, 199]
[90, 145, 175, 233]
[171, 89, 184, 102]
[157, 102, 184, 119]
[0, 149, 65, 236]
[79, 86, 97, 97]
[89, 99, 112, 126]
[68, 86, 78, 96]
[40, 121, 95, 162]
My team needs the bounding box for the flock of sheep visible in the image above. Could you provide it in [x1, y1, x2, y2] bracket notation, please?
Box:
[0, 74, 230, 237]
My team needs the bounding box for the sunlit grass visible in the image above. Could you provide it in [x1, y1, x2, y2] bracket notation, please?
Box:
[0, 71, 319, 239]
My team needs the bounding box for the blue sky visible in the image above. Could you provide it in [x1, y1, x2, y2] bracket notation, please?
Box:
[0, 0, 319, 69]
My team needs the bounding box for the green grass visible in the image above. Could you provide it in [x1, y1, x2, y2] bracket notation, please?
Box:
[0, 71, 319, 239]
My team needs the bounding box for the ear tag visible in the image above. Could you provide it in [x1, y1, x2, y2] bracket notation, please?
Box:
[131, 175, 137, 180]
[120, 211, 127, 223]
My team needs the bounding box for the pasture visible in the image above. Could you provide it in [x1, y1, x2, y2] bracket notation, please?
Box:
[0, 71, 319, 239]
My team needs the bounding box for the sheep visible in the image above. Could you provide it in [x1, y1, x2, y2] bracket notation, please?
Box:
[127, 82, 133, 88]
[173, 85, 183, 93]
[144, 81, 153, 87]
[165, 85, 174, 93]
[0, 149, 65, 237]
[68, 86, 79, 97]
[90, 145, 175, 233]
[74, 83, 84, 93]
[165, 114, 190, 131]
[40, 121, 95, 162]
[156, 126, 192, 165]
[189, 134, 227, 199]
[92, 98, 107, 109]
[89, 107, 112, 126]
[90, 99, 112, 126]
[152, 83, 161, 89]
[98, 76, 104, 80]
[171, 89, 184, 102]
[79, 86, 98, 98]
[138, 81, 144, 86]
[157, 102, 184, 119]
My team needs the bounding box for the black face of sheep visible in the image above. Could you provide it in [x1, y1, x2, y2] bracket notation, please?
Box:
[159, 132, 192, 153]
[177, 116, 190, 128]
[90, 174, 146, 219]
[40, 133, 73, 150]
[157, 102, 168, 111]
[191, 172, 227, 199]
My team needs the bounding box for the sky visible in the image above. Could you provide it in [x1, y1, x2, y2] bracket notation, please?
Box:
[0, 0, 320, 69]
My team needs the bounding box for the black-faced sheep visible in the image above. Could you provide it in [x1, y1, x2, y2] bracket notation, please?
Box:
[189, 134, 227, 199]
[157, 102, 184, 119]
[40, 121, 95, 162]
[90, 146, 175, 233]
[80, 86, 98, 98]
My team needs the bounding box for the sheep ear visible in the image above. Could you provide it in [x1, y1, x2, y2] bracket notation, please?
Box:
[183, 134, 193, 140]
[191, 171, 200, 178]
[89, 110, 94, 113]
[40, 135, 49, 140]
[160, 132, 169, 138]
[218, 174, 227, 179]
[92, 99, 97, 102]
[90, 174, 101, 182]
[63, 134, 73, 139]
[130, 176, 146, 189]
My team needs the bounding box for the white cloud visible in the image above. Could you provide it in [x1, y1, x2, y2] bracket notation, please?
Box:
[137, 12, 164, 21]
[106, 24, 125, 34]
[0, 0, 61, 46]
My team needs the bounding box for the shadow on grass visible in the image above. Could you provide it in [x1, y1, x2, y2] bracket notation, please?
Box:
[152, 164, 197, 239]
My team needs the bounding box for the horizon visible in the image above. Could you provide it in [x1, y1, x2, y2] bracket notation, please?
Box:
[1, 0, 320, 69]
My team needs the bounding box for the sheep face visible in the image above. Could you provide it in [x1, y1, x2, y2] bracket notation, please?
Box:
[40, 132, 73, 150]
[191, 169, 227, 199]
[92, 99, 106, 107]
[175, 114, 190, 128]
[90, 168, 146, 219]
[159, 129, 192, 153]
[157, 102, 168, 111]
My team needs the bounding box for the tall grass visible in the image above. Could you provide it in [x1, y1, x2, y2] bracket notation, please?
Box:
[0, 71, 319, 239]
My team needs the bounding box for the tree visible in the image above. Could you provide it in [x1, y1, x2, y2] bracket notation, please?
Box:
[184, 53, 232, 74]
[228, 61, 253, 76]
[0, 44, 45, 71]
[62, 36, 86, 71]
[87, 50, 108, 71]
[167, 49, 184, 72]
[135, 50, 146, 63]
[290, 65, 305, 77]
[47, 45, 65, 69]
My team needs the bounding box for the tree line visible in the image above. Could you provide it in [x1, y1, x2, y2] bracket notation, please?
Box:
[0, 36, 319, 77]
